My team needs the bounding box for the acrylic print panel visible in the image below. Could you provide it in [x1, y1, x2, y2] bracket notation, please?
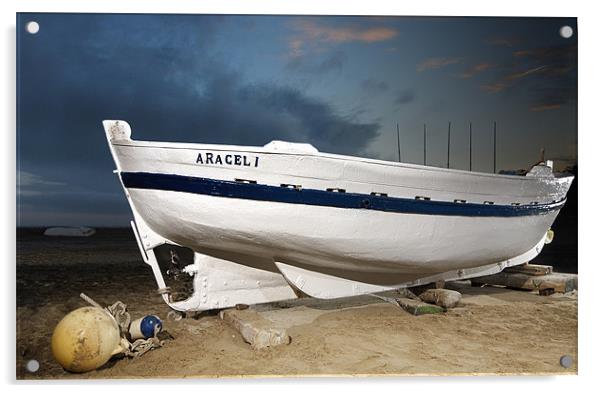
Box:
[16, 13, 577, 379]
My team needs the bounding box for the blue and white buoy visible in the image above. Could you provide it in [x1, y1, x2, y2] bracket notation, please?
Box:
[129, 315, 163, 340]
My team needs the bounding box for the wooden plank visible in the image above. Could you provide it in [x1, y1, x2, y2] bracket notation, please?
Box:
[394, 297, 445, 315]
[219, 308, 291, 350]
[419, 289, 462, 308]
[504, 264, 553, 276]
[471, 272, 577, 293]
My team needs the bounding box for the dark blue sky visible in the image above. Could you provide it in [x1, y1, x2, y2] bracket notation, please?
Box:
[16, 13, 577, 226]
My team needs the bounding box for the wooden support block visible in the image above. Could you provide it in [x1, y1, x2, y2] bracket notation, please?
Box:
[504, 263, 553, 276]
[471, 272, 577, 293]
[396, 288, 420, 300]
[419, 289, 462, 308]
[394, 297, 445, 315]
[219, 308, 291, 350]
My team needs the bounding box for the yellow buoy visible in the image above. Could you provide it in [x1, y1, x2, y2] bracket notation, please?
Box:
[51, 307, 124, 373]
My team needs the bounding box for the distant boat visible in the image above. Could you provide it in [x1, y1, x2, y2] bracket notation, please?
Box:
[103, 120, 573, 312]
[44, 226, 96, 237]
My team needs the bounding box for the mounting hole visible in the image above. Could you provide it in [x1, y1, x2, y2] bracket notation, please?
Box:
[559, 355, 573, 368]
[559, 25, 573, 39]
[26, 21, 40, 34]
[26, 359, 39, 373]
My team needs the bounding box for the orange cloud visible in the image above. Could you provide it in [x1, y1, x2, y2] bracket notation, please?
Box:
[480, 66, 547, 93]
[287, 19, 399, 57]
[474, 63, 493, 72]
[416, 57, 462, 72]
[459, 62, 494, 78]
[513, 49, 532, 57]
[294, 19, 398, 44]
[480, 82, 507, 93]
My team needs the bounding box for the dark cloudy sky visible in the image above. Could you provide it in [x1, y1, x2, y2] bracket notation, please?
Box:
[16, 13, 577, 226]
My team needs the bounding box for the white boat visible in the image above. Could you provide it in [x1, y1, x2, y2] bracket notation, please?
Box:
[103, 120, 573, 312]
[44, 226, 96, 237]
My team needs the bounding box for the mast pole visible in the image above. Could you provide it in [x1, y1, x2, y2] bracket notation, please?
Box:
[447, 121, 451, 169]
[493, 121, 497, 174]
[396, 123, 401, 162]
[469, 122, 472, 171]
[423, 124, 427, 166]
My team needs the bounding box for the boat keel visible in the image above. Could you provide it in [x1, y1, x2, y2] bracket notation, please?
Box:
[171, 253, 298, 312]
[274, 232, 548, 299]
[274, 262, 395, 298]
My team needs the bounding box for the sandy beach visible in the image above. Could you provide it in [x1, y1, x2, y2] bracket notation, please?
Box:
[16, 228, 577, 379]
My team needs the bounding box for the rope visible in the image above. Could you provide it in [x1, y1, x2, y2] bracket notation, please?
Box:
[80, 292, 166, 359]
[80, 292, 104, 309]
[107, 301, 131, 335]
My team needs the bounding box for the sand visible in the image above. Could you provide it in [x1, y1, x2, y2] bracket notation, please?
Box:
[16, 228, 578, 378]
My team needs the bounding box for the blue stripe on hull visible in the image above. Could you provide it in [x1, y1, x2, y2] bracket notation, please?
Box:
[120, 172, 564, 218]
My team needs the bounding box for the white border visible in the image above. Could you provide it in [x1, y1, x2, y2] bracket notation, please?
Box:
[3, 0, 599, 391]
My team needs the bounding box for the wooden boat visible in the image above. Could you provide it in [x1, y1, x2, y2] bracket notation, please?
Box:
[103, 120, 573, 311]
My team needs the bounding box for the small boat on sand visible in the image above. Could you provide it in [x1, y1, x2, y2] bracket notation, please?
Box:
[44, 226, 96, 237]
[103, 120, 573, 312]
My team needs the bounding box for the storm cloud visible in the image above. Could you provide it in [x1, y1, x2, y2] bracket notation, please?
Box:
[395, 89, 415, 105]
[17, 14, 380, 225]
[360, 79, 389, 93]
[286, 50, 347, 74]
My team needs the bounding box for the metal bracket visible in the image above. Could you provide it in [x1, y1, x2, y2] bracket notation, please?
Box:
[130, 218, 297, 312]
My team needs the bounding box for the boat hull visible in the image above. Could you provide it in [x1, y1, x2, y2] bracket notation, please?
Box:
[103, 120, 573, 309]
[126, 185, 561, 286]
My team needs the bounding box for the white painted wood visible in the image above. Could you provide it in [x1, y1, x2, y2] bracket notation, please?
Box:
[104, 120, 573, 206]
[128, 189, 559, 281]
[130, 217, 297, 312]
[103, 120, 574, 311]
[274, 261, 393, 298]
[273, 233, 547, 299]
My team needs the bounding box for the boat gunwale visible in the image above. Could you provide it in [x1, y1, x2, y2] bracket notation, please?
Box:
[112, 139, 574, 183]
